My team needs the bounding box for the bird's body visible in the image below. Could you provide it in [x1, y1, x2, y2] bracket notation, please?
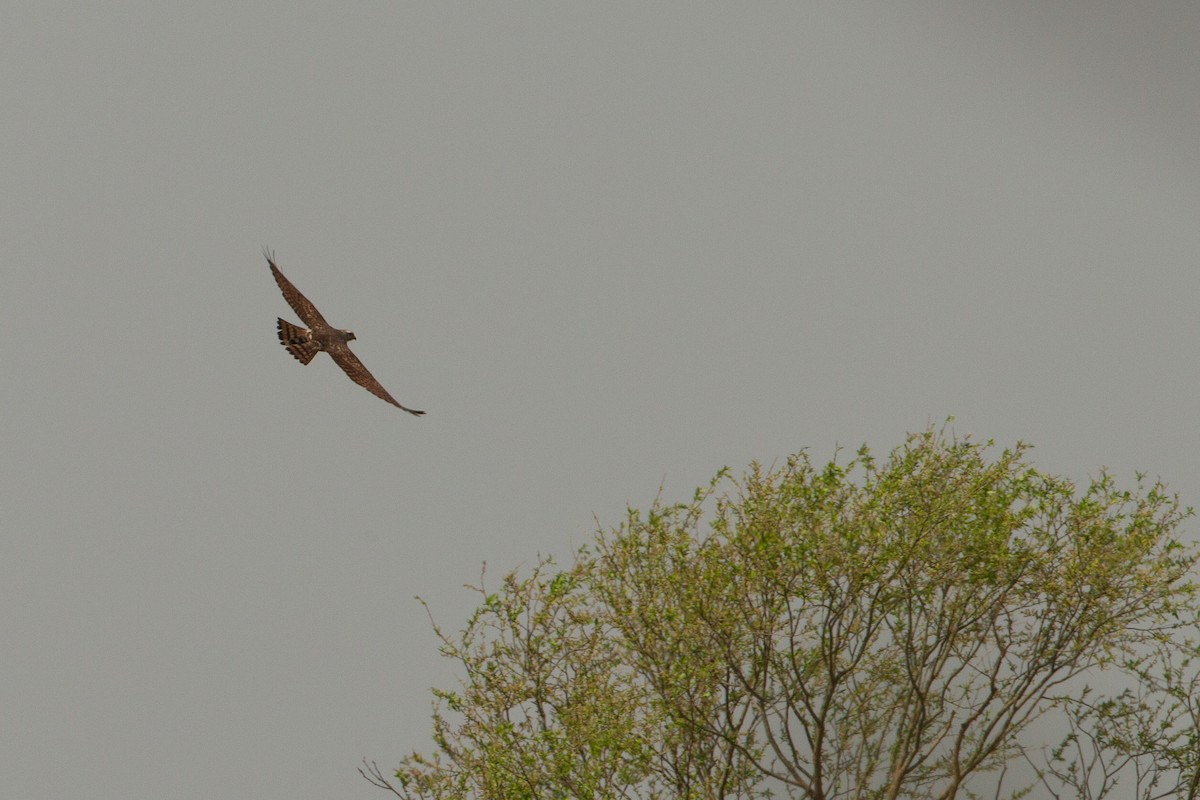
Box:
[265, 249, 425, 416]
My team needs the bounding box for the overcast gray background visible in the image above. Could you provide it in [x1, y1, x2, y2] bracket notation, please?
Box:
[3, 3, 1198, 798]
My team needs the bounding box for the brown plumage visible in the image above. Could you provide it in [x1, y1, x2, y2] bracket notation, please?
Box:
[265, 248, 425, 416]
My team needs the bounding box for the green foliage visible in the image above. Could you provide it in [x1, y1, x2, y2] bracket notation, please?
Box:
[366, 426, 1198, 800]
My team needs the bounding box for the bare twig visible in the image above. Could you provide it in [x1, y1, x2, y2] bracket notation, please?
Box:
[359, 759, 404, 798]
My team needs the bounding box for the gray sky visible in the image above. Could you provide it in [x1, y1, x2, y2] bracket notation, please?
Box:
[3, 3, 1198, 798]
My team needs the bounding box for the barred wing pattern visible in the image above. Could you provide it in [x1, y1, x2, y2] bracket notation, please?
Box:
[326, 343, 425, 415]
[265, 247, 329, 327]
[265, 249, 425, 416]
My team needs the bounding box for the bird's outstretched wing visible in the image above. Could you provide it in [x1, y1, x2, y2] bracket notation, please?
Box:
[264, 248, 329, 328]
[327, 343, 426, 416]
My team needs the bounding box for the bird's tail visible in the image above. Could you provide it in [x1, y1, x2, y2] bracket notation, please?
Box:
[277, 318, 320, 365]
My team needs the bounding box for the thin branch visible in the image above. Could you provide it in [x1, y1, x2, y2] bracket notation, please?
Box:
[359, 759, 405, 798]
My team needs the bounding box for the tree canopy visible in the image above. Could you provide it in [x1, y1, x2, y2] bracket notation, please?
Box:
[366, 426, 1199, 800]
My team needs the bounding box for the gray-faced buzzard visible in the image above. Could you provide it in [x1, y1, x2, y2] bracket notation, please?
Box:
[265, 248, 425, 416]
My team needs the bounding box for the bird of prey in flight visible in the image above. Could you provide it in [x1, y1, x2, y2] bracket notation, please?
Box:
[264, 248, 425, 416]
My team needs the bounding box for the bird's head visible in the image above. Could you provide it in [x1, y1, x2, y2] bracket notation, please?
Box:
[341, 329, 357, 342]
